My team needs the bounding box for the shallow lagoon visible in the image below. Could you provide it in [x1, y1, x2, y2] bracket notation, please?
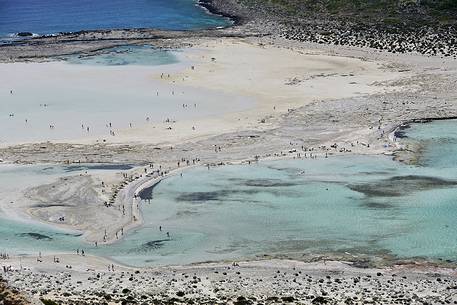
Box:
[1, 120, 457, 266]
[64, 46, 179, 67]
[0, 47, 252, 144]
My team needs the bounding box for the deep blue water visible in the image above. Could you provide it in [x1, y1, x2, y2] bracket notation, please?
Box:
[0, 0, 231, 37]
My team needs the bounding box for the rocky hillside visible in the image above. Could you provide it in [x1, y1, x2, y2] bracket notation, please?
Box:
[235, 0, 457, 56]
[0, 277, 30, 305]
[239, 0, 457, 24]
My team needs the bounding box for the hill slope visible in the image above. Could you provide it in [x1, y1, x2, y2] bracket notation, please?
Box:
[235, 0, 457, 56]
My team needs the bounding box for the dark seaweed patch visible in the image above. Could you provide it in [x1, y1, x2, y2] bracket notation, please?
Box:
[244, 179, 299, 187]
[175, 209, 199, 217]
[175, 188, 300, 203]
[17, 232, 52, 241]
[138, 181, 161, 200]
[360, 201, 395, 209]
[55, 232, 83, 237]
[64, 164, 135, 172]
[176, 190, 230, 202]
[228, 178, 299, 187]
[349, 175, 457, 197]
[133, 239, 169, 253]
[359, 171, 394, 176]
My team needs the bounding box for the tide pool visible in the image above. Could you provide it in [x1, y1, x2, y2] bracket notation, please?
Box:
[0, 0, 231, 38]
[1, 120, 457, 266]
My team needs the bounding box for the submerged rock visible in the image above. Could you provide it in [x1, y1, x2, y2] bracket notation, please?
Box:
[17, 32, 33, 37]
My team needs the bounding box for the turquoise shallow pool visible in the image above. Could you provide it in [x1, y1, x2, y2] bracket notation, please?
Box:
[1, 120, 457, 266]
[64, 46, 179, 66]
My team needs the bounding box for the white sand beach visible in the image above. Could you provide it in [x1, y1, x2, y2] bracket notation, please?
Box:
[0, 38, 402, 147]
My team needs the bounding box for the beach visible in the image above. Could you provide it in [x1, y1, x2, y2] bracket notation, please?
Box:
[0, 36, 410, 243]
[1, 4, 457, 303]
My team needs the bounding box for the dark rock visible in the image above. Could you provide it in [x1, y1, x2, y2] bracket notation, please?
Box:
[312, 296, 328, 304]
[17, 32, 33, 37]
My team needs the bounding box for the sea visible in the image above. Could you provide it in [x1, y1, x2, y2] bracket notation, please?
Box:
[0, 0, 231, 39]
[1, 120, 457, 267]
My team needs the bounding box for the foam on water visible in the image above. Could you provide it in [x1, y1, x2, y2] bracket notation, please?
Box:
[1, 120, 457, 266]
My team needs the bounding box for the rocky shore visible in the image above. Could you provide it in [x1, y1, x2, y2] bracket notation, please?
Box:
[2, 258, 457, 305]
[0, 276, 30, 305]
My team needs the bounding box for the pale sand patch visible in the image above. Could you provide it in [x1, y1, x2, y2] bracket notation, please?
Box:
[171, 38, 407, 110]
[106, 38, 407, 146]
[0, 38, 404, 148]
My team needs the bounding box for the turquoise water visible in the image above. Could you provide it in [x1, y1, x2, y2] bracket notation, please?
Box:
[64, 45, 179, 66]
[1, 120, 457, 266]
[0, 0, 231, 38]
[405, 120, 457, 168]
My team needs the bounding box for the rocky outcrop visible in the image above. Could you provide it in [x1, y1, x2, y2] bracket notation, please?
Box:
[0, 277, 30, 305]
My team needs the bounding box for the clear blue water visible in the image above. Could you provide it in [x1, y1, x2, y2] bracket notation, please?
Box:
[0, 0, 231, 38]
[1, 120, 457, 266]
[64, 45, 179, 66]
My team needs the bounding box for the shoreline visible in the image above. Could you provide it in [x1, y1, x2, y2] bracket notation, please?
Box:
[391, 116, 457, 164]
[196, 0, 244, 26]
[3, 140, 455, 269]
[1, 0, 243, 43]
